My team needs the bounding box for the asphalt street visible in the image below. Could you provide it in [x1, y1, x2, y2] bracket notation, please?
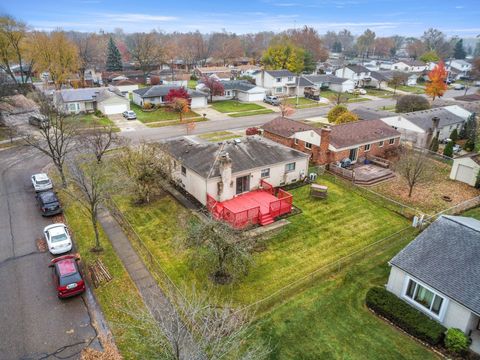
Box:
[0, 146, 98, 360]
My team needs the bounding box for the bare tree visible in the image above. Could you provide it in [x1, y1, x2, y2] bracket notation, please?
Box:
[23, 93, 77, 187]
[115, 142, 172, 204]
[119, 286, 269, 360]
[69, 32, 105, 86]
[185, 218, 252, 284]
[67, 159, 110, 252]
[80, 123, 124, 163]
[394, 146, 432, 197]
[127, 32, 164, 83]
[279, 96, 295, 117]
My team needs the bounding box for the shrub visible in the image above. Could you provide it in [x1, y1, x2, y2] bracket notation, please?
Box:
[443, 141, 454, 157]
[143, 101, 153, 110]
[190, 74, 198, 81]
[475, 170, 480, 189]
[396, 95, 431, 113]
[327, 104, 348, 123]
[429, 135, 439, 152]
[444, 328, 469, 354]
[94, 110, 103, 117]
[365, 287, 446, 345]
[245, 127, 259, 135]
[335, 111, 358, 124]
[450, 129, 458, 142]
[463, 138, 475, 151]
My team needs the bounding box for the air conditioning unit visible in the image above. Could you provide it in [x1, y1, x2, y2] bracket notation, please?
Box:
[309, 173, 318, 181]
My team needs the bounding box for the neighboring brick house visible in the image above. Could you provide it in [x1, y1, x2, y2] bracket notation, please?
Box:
[261, 117, 401, 165]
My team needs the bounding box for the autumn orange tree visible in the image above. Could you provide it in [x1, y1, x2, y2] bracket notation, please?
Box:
[165, 87, 193, 133]
[425, 61, 448, 101]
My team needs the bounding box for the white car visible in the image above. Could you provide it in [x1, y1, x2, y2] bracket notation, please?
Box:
[31, 173, 53, 192]
[122, 110, 137, 120]
[44, 223, 72, 255]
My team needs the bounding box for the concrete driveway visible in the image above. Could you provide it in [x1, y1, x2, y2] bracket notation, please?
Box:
[0, 146, 99, 359]
[108, 113, 147, 132]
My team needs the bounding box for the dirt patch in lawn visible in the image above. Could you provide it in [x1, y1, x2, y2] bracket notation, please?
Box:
[372, 161, 480, 214]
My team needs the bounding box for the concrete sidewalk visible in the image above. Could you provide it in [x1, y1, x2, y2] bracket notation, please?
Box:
[97, 208, 199, 359]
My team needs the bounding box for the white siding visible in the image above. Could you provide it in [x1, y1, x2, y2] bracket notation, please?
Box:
[294, 130, 321, 146]
[190, 96, 207, 109]
[450, 157, 480, 186]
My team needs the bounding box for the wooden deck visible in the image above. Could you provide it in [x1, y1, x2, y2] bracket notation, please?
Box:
[353, 164, 395, 185]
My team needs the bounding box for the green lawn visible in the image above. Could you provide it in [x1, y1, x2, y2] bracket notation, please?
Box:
[396, 85, 425, 94]
[320, 90, 369, 103]
[228, 109, 275, 117]
[365, 88, 395, 98]
[60, 193, 168, 359]
[463, 206, 480, 219]
[250, 234, 439, 360]
[66, 113, 117, 128]
[284, 97, 318, 106]
[146, 117, 208, 128]
[198, 131, 241, 142]
[113, 175, 409, 307]
[188, 80, 198, 89]
[131, 102, 200, 124]
[210, 100, 265, 113]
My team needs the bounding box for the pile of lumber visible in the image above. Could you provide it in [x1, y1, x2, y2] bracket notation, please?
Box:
[88, 259, 112, 288]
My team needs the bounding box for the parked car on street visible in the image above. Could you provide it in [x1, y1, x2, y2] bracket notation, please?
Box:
[28, 114, 49, 128]
[49, 255, 85, 298]
[36, 190, 62, 216]
[31, 173, 53, 192]
[263, 95, 280, 106]
[44, 223, 72, 255]
[122, 110, 137, 120]
[454, 83, 465, 90]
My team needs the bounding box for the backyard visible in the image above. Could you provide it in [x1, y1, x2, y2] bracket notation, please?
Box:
[112, 174, 409, 306]
[372, 158, 480, 214]
[249, 233, 439, 360]
[130, 102, 200, 124]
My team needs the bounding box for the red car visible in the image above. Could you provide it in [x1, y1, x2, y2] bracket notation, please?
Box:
[49, 255, 85, 298]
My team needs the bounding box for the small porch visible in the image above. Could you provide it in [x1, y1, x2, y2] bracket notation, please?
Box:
[329, 162, 395, 186]
[206, 180, 293, 229]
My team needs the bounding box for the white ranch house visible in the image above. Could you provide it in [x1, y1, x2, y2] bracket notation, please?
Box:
[196, 80, 266, 103]
[387, 215, 480, 355]
[132, 85, 208, 109]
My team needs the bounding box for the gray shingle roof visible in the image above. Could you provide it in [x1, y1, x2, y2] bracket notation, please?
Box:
[265, 70, 295, 77]
[352, 106, 396, 121]
[298, 77, 314, 87]
[390, 215, 480, 315]
[346, 64, 370, 73]
[402, 107, 466, 130]
[221, 80, 256, 91]
[304, 74, 350, 85]
[58, 87, 106, 102]
[164, 135, 309, 178]
[133, 85, 206, 98]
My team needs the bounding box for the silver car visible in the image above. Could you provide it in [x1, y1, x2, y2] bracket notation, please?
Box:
[31, 173, 53, 192]
[122, 110, 137, 120]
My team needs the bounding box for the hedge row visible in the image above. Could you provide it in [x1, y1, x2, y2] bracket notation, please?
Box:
[366, 287, 447, 345]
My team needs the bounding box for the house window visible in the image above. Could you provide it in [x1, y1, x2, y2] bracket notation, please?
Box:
[404, 278, 445, 316]
[305, 142, 312, 149]
[226, 91, 231, 96]
[389, 138, 395, 145]
[285, 162, 296, 172]
[294, 138, 298, 145]
[261, 168, 270, 178]
[364, 144, 371, 152]
[275, 87, 283, 93]
[379, 140, 384, 147]
[276, 77, 281, 82]
[68, 103, 78, 112]
[181, 166, 186, 176]
[287, 76, 293, 82]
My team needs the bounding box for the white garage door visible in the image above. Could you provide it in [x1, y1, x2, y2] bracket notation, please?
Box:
[456, 164, 475, 185]
[103, 104, 128, 115]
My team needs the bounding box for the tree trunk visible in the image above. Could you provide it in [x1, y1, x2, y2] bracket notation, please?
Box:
[92, 212, 101, 251]
[56, 163, 67, 188]
[408, 183, 414, 197]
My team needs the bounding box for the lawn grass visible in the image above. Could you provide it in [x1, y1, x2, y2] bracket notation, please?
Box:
[365, 88, 395, 98]
[249, 233, 439, 360]
[66, 113, 117, 128]
[319, 90, 370, 103]
[145, 117, 208, 128]
[210, 100, 265, 113]
[378, 104, 396, 112]
[462, 206, 480, 219]
[131, 102, 200, 123]
[396, 85, 425, 94]
[284, 97, 318, 106]
[347, 97, 370, 103]
[59, 193, 167, 359]
[198, 131, 241, 142]
[113, 175, 409, 307]
[228, 109, 275, 117]
[188, 80, 198, 89]
[372, 159, 480, 214]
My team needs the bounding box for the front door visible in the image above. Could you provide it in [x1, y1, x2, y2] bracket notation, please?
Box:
[349, 148, 358, 162]
[236, 175, 250, 194]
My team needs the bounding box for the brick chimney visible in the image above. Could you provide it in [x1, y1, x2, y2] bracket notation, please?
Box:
[218, 152, 232, 202]
[427, 116, 440, 147]
[316, 126, 331, 165]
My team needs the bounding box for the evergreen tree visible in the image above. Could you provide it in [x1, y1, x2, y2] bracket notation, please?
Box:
[449, 128, 458, 142]
[332, 41, 342, 53]
[453, 39, 466, 59]
[429, 135, 439, 152]
[303, 50, 316, 73]
[443, 141, 454, 157]
[106, 37, 123, 71]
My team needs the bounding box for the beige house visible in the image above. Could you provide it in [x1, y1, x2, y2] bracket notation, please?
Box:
[386, 215, 480, 354]
[163, 136, 309, 205]
[450, 153, 480, 187]
[54, 86, 130, 115]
